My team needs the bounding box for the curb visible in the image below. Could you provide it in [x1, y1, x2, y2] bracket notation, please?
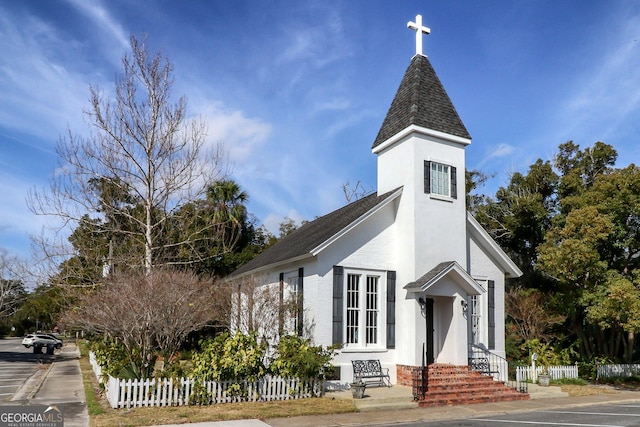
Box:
[10, 355, 56, 402]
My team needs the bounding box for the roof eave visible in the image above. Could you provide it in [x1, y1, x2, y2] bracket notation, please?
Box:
[372, 124, 471, 155]
[310, 187, 403, 256]
[466, 212, 523, 278]
[404, 261, 485, 295]
[226, 253, 314, 280]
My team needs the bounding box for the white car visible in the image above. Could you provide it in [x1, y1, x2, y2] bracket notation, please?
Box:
[22, 334, 63, 349]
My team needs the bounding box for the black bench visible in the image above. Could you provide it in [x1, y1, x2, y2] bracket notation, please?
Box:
[352, 359, 391, 387]
[469, 357, 499, 377]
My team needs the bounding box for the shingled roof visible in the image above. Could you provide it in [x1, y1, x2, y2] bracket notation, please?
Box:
[230, 188, 401, 277]
[372, 54, 470, 149]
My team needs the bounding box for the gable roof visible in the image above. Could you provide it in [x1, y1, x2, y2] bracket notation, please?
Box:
[229, 188, 402, 278]
[466, 212, 523, 278]
[404, 261, 485, 296]
[372, 54, 471, 149]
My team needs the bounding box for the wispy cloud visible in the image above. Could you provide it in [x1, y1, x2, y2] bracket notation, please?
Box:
[64, 0, 129, 52]
[474, 143, 516, 169]
[556, 7, 640, 143]
[0, 173, 48, 256]
[194, 101, 272, 164]
[0, 7, 90, 141]
[276, 8, 351, 68]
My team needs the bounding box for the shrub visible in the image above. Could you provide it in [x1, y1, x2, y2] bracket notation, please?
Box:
[269, 335, 338, 379]
[579, 356, 613, 381]
[190, 331, 267, 381]
[90, 337, 141, 379]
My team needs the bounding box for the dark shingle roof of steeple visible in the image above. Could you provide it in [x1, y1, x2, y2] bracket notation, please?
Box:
[372, 55, 470, 149]
[229, 188, 401, 277]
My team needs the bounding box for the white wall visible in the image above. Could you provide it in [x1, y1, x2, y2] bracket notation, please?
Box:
[377, 131, 468, 279]
[467, 233, 507, 357]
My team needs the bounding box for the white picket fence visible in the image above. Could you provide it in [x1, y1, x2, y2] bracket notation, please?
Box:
[89, 351, 321, 409]
[89, 351, 105, 383]
[597, 364, 640, 379]
[516, 365, 579, 382]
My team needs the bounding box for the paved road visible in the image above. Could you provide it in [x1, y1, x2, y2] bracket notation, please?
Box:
[0, 337, 54, 403]
[382, 403, 640, 427]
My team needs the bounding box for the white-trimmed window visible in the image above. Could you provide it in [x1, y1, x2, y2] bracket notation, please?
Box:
[431, 162, 450, 196]
[424, 160, 457, 198]
[345, 271, 382, 348]
[471, 295, 480, 345]
[284, 271, 301, 335]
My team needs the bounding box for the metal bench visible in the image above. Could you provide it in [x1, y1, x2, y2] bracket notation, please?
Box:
[469, 357, 499, 377]
[352, 359, 391, 387]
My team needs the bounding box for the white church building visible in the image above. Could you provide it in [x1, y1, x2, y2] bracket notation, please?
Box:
[230, 15, 522, 389]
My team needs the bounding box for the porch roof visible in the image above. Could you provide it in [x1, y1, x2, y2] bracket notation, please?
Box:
[403, 261, 485, 296]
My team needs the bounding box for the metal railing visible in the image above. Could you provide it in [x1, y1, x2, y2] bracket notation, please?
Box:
[468, 344, 528, 394]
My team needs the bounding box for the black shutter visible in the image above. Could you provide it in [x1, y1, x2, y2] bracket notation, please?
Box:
[278, 273, 284, 336]
[332, 266, 344, 345]
[386, 271, 396, 349]
[488, 280, 495, 350]
[297, 267, 304, 337]
[424, 160, 431, 194]
[450, 166, 457, 199]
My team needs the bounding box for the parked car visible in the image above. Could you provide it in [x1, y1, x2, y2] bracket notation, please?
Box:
[42, 333, 63, 343]
[21, 334, 63, 349]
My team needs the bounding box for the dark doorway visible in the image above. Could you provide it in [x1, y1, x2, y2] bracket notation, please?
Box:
[426, 297, 434, 364]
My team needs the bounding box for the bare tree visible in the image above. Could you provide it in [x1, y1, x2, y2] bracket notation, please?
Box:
[341, 180, 373, 203]
[63, 269, 220, 377]
[28, 35, 226, 277]
[505, 286, 564, 343]
[0, 253, 26, 321]
[231, 275, 312, 346]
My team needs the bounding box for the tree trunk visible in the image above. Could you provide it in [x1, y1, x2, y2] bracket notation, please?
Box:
[626, 331, 635, 363]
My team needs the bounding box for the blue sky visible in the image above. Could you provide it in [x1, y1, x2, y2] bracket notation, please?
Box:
[1, 1, 640, 259]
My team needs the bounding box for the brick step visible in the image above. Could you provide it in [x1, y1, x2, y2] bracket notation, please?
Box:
[428, 367, 472, 372]
[424, 385, 525, 398]
[418, 392, 529, 407]
[428, 376, 497, 386]
[427, 368, 485, 378]
[427, 382, 514, 394]
[416, 364, 529, 407]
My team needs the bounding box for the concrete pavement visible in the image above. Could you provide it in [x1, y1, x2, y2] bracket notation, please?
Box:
[17, 342, 89, 427]
[266, 387, 640, 427]
[146, 379, 640, 427]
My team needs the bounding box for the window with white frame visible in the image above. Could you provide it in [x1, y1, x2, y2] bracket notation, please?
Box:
[471, 295, 480, 345]
[284, 271, 301, 335]
[424, 160, 457, 198]
[431, 162, 450, 196]
[345, 271, 382, 347]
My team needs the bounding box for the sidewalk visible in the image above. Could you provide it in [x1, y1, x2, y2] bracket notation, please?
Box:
[265, 387, 640, 426]
[149, 384, 640, 427]
[29, 342, 89, 427]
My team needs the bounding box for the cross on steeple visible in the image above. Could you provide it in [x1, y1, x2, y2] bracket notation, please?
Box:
[407, 14, 431, 56]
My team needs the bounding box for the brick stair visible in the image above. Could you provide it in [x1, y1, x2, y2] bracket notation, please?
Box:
[417, 364, 529, 407]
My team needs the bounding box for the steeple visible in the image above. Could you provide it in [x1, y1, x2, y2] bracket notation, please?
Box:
[372, 18, 470, 150]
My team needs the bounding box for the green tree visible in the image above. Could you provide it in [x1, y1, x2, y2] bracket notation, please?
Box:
[15, 284, 65, 333]
[537, 161, 640, 361]
[473, 140, 636, 362]
[474, 159, 558, 288]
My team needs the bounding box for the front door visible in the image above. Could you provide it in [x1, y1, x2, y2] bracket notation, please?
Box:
[426, 297, 434, 364]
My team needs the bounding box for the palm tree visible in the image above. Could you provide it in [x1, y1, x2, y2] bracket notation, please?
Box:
[206, 180, 249, 249]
